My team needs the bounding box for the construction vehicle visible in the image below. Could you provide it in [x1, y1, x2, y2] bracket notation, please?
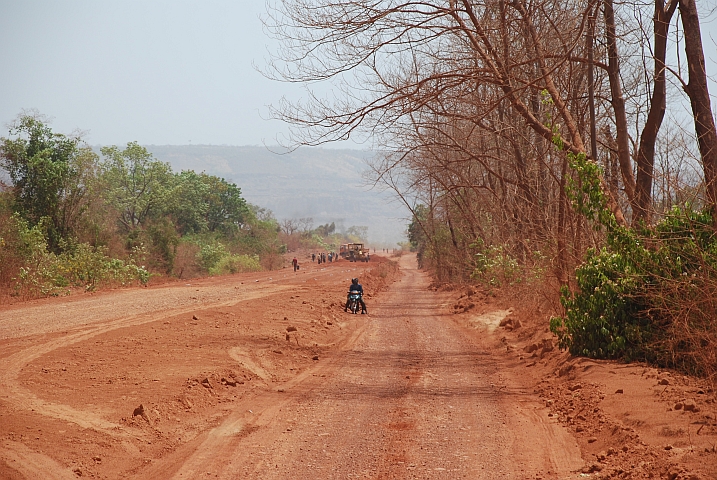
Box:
[339, 243, 369, 262]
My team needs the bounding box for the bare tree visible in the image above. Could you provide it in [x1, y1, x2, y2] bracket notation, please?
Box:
[280, 218, 299, 235]
[266, 0, 717, 283]
[297, 217, 314, 233]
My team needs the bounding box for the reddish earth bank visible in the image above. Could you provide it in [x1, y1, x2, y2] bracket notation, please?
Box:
[0, 253, 714, 479]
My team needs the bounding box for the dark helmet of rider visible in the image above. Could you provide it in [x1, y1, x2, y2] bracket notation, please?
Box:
[351, 278, 359, 285]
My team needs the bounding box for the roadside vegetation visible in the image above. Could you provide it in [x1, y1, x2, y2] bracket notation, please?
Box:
[0, 113, 281, 299]
[266, 0, 717, 382]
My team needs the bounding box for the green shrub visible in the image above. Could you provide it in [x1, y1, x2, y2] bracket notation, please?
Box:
[550, 152, 717, 374]
[190, 237, 263, 275]
[5, 214, 149, 296]
[196, 240, 229, 272]
[209, 254, 262, 275]
[551, 247, 649, 359]
[470, 240, 521, 287]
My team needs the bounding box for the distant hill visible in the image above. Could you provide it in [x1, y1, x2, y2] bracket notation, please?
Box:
[143, 145, 409, 246]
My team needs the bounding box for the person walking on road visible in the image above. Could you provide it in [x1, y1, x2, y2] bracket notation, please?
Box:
[292, 257, 298, 272]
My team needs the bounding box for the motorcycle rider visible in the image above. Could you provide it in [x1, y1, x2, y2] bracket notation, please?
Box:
[345, 278, 367, 314]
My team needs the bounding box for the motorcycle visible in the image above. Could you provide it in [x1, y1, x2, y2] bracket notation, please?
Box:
[346, 291, 362, 314]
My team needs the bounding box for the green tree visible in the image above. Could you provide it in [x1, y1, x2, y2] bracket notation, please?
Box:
[0, 114, 98, 252]
[167, 171, 250, 235]
[170, 170, 210, 234]
[407, 205, 429, 268]
[100, 142, 173, 231]
[315, 222, 336, 237]
[204, 175, 250, 234]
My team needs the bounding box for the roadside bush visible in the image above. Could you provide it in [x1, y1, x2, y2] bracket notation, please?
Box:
[0, 211, 33, 289]
[196, 239, 229, 272]
[55, 241, 150, 290]
[470, 240, 521, 287]
[209, 253, 262, 275]
[550, 152, 717, 378]
[4, 214, 149, 297]
[550, 246, 648, 359]
[190, 237, 263, 275]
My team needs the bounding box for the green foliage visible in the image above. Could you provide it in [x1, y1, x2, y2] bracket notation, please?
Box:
[170, 170, 210, 234]
[100, 142, 173, 231]
[470, 240, 521, 287]
[209, 253, 262, 275]
[551, 151, 717, 371]
[3, 214, 149, 296]
[551, 247, 648, 359]
[168, 171, 250, 236]
[196, 239, 229, 271]
[1, 113, 284, 298]
[189, 237, 261, 275]
[203, 175, 250, 234]
[0, 114, 98, 252]
[54, 241, 150, 291]
[407, 205, 428, 265]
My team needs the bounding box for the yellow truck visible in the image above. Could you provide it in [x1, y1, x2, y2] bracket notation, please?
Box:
[340, 243, 369, 262]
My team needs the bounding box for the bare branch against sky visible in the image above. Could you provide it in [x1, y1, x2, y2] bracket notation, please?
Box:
[0, 1, 715, 148]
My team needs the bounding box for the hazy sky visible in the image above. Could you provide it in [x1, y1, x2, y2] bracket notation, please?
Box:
[0, 1, 306, 146]
[1, 1, 717, 147]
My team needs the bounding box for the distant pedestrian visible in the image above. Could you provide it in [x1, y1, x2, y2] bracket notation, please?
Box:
[292, 257, 298, 272]
[312, 253, 316, 262]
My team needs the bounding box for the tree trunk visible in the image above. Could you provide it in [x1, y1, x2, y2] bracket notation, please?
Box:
[586, 6, 598, 159]
[679, 0, 717, 221]
[633, 0, 677, 224]
[556, 155, 570, 286]
[604, 0, 637, 209]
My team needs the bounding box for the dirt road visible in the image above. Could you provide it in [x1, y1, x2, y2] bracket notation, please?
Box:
[143, 254, 582, 479]
[1, 254, 714, 479]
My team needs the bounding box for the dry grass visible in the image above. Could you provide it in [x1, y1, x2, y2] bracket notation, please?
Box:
[646, 270, 717, 386]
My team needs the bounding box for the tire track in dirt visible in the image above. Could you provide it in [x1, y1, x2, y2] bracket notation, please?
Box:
[137, 296, 375, 480]
[1, 440, 78, 480]
[0, 284, 291, 436]
[0, 261, 374, 478]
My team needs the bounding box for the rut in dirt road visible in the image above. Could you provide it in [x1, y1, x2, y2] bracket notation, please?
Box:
[168, 255, 582, 479]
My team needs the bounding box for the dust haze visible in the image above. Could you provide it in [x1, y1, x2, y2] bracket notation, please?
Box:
[145, 145, 408, 246]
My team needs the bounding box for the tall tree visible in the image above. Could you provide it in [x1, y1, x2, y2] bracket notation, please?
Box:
[0, 113, 97, 251]
[678, 0, 717, 222]
[100, 142, 173, 231]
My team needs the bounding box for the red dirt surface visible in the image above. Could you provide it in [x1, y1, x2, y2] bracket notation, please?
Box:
[0, 253, 714, 479]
